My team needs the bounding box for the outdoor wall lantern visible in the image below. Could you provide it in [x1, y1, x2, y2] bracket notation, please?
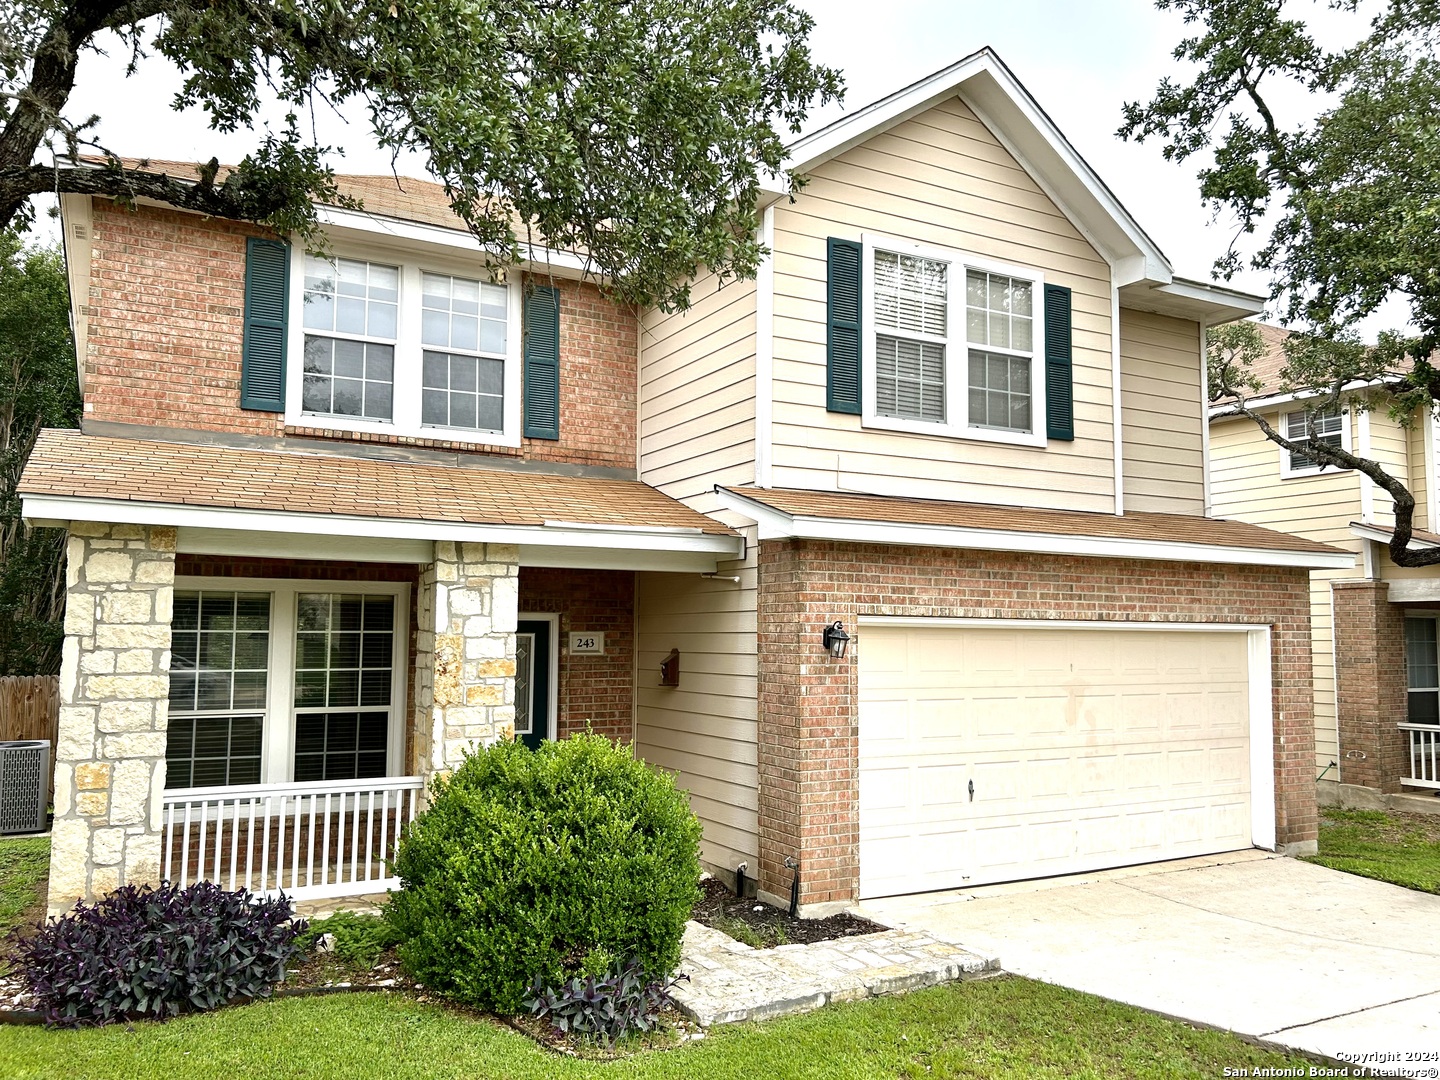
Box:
[822, 620, 850, 659]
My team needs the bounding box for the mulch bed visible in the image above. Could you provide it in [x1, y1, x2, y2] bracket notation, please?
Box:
[689, 876, 885, 948]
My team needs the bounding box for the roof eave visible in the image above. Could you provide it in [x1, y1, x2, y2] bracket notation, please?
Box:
[716, 488, 1354, 570]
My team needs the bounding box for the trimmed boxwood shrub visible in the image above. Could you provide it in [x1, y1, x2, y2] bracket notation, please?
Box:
[12, 881, 303, 1027]
[387, 733, 702, 1014]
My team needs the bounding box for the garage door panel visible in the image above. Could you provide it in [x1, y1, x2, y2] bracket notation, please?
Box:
[859, 625, 1255, 898]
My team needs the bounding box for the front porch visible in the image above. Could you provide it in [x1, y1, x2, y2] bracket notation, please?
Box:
[21, 430, 744, 913]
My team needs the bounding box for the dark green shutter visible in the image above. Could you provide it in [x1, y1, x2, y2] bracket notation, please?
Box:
[826, 237, 862, 414]
[1044, 283, 1074, 441]
[240, 237, 289, 412]
[523, 284, 561, 440]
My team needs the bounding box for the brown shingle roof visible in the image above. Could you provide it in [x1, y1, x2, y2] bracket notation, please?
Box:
[1351, 522, 1440, 547]
[86, 157, 487, 236]
[21, 430, 735, 535]
[722, 486, 1347, 557]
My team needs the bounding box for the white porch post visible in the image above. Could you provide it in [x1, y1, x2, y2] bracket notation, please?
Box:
[413, 542, 518, 785]
[49, 522, 175, 915]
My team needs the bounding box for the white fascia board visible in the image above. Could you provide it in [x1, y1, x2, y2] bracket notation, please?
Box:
[1156, 278, 1265, 317]
[314, 205, 594, 280]
[1350, 521, 1440, 551]
[713, 488, 1354, 570]
[782, 51, 1169, 284]
[1208, 379, 1389, 421]
[23, 494, 745, 560]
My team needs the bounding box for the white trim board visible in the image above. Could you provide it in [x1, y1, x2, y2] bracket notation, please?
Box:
[24, 494, 746, 568]
[715, 488, 1355, 570]
[1351, 522, 1440, 551]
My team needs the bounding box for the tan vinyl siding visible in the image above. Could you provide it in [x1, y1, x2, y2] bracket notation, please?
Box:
[1210, 413, 1362, 772]
[1120, 309, 1204, 514]
[634, 546, 758, 876]
[638, 269, 756, 505]
[768, 96, 1116, 512]
[1409, 417, 1430, 533]
[1365, 411, 1410, 530]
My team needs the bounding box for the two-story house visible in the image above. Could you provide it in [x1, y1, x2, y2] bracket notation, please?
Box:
[1210, 323, 1440, 806]
[23, 49, 1352, 918]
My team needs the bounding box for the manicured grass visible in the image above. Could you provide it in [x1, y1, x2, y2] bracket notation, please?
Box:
[1305, 807, 1440, 893]
[0, 976, 1318, 1080]
[0, 836, 49, 937]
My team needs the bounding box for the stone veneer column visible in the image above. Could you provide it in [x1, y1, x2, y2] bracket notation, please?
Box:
[412, 542, 518, 784]
[49, 522, 175, 914]
[1333, 580, 1408, 792]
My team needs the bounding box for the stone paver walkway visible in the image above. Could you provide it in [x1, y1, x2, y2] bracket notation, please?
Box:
[672, 919, 998, 1027]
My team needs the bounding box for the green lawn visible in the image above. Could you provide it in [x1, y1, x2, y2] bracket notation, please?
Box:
[0, 835, 49, 937]
[1305, 807, 1440, 893]
[0, 835, 1317, 1078]
[0, 978, 1317, 1080]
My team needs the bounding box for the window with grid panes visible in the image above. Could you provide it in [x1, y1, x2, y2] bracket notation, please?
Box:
[165, 592, 270, 789]
[301, 257, 399, 420]
[293, 593, 395, 781]
[1406, 617, 1440, 725]
[965, 271, 1033, 432]
[1284, 407, 1344, 472]
[420, 273, 509, 432]
[862, 237, 1044, 445]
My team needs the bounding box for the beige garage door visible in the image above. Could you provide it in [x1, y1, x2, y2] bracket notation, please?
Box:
[859, 624, 1253, 899]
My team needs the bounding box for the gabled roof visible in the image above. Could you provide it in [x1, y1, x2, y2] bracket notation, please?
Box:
[717, 485, 1353, 570]
[777, 48, 1263, 323]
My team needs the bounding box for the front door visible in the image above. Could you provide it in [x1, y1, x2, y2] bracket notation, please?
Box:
[515, 619, 552, 750]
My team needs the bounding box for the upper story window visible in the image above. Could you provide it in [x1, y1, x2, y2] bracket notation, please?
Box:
[862, 235, 1045, 447]
[288, 250, 523, 447]
[1280, 405, 1346, 477]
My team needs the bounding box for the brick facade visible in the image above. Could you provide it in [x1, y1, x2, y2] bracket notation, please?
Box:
[1332, 581, 1409, 792]
[84, 201, 637, 469]
[756, 539, 1318, 908]
[518, 567, 636, 742]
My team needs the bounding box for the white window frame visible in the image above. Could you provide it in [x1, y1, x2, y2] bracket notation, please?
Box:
[860, 232, 1047, 448]
[285, 240, 524, 448]
[1405, 614, 1440, 725]
[172, 576, 410, 788]
[1278, 405, 1349, 479]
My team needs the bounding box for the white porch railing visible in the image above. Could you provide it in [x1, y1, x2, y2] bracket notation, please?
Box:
[161, 777, 424, 901]
[1399, 724, 1440, 790]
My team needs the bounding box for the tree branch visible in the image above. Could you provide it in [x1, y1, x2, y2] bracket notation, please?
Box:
[0, 162, 292, 225]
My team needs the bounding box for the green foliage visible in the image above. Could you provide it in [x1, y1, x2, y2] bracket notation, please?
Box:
[1122, 1, 1440, 350]
[11, 881, 304, 1028]
[525, 960, 688, 1046]
[294, 911, 403, 968]
[2, 0, 842, 311]
[386, 733, 702, 1015]
[0, 231, 78, 674]
[1130, 1, 1440, 562]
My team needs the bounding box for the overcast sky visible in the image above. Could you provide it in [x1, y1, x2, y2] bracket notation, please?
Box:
[35, 0, 1397, 330]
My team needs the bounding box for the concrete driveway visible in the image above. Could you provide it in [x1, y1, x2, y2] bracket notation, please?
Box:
[859, 851, 1440, 1074]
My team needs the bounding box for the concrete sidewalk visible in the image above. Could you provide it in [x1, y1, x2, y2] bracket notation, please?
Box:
[860, 851, 1440, 1076]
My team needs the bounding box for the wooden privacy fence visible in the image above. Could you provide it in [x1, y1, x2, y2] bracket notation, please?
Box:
[0, 675, 60, 802]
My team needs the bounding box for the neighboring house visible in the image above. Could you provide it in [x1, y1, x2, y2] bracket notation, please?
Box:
[23, 49, 1352, 919]
[1210, 323, 1440, 803]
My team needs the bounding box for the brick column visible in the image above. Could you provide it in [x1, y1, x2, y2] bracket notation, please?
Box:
[413, 542, 518, 784]
[756, 539, 858, 912]
[49, 522, 176, 914]
[1333, 580, 1408, 792]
